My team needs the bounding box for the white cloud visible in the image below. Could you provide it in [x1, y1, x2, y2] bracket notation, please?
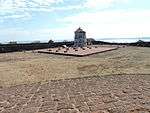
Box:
[84, 0, 129, 9]
[58, 9, 150, 38]
[0, 26, 78, 42]
[0, 0, 63, 20]
[0, 12, 31, 21]
[0, 0, 129, 20]
[60, 9, 150, 24]
[0, 0, 149, 41]
[85, 0, 115, 8]
[0, 28, 49, 42]
[1, 9, 150, 42]
[0, 0, 63, 8]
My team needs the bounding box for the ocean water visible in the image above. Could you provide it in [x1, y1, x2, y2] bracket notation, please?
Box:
[99, 38, 150, 43]
[1, 38, 150, 44]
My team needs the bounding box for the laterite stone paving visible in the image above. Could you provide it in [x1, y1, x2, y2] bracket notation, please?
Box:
[0, 74, 150, 113]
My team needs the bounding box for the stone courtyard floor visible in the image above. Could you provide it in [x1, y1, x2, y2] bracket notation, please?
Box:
[37, 46, 118, 57]
[0, 74, 150, 113]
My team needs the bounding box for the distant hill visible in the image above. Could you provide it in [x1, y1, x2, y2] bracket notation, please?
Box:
[130, 40, 150, 47]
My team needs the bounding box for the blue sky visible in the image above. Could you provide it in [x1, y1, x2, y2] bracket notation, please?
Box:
[0, 0, 150, 42]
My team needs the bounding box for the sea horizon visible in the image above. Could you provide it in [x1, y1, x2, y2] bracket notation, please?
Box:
[0, 37, 150, 44]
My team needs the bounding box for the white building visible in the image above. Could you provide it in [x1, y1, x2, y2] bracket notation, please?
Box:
[74, 28, 87, 47]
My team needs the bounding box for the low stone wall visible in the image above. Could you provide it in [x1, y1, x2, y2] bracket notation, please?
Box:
[0, 42, 74, 53]
[0, 41, 149, 53]
[38, 46, 119, 57]
[93, 41, 150, 47]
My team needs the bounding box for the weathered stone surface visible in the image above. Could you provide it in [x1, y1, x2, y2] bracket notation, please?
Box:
[21, 107, 38, 113]
[0, 74, 150, 113]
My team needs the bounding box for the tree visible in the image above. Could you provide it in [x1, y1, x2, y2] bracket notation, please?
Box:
[48, 39, 54, 44]
[9, 41, 17, 44]
[63, 40, 68, 42]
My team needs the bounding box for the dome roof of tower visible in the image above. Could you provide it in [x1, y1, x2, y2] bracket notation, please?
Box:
[75, 27, 86, 33]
